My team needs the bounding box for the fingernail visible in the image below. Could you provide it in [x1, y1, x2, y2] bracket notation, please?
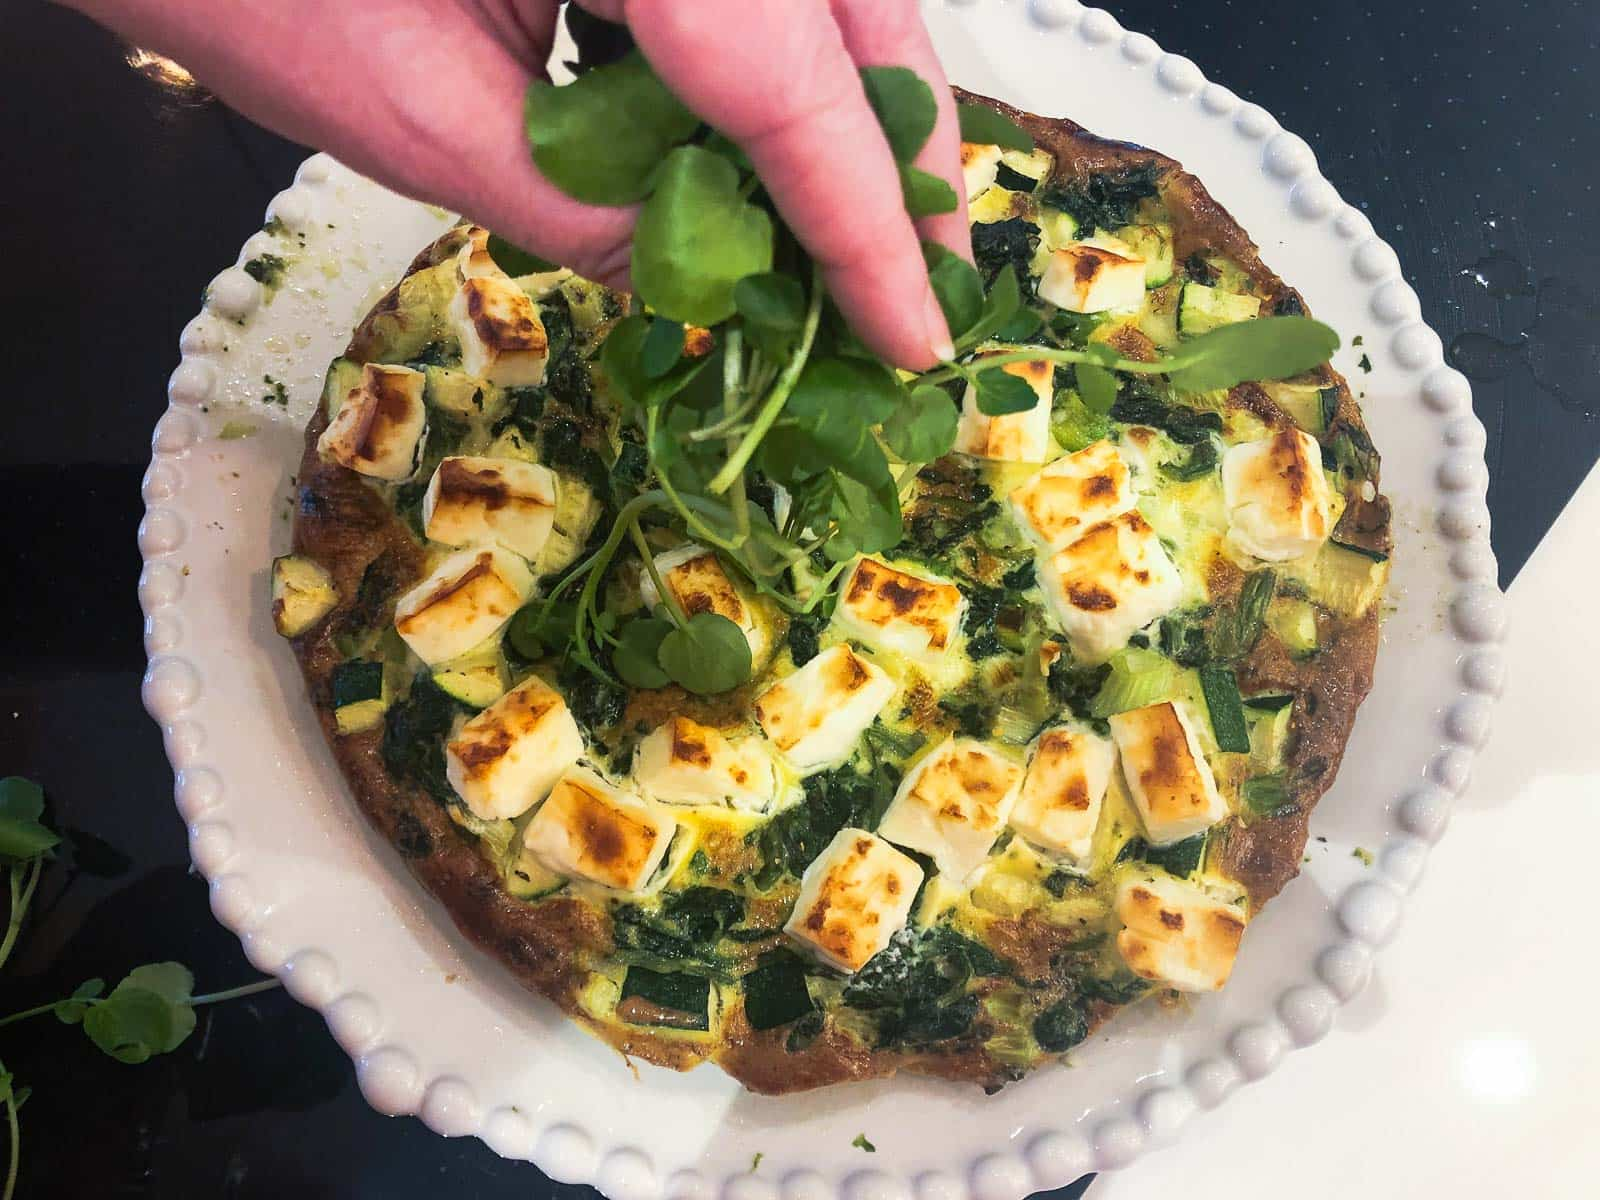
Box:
[924, 286, 955, 363]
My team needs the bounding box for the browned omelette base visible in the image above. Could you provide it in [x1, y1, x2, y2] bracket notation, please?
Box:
[284, 94, 1387, 1093]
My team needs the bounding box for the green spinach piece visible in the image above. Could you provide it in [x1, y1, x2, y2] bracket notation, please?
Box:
[380, 673, 465, 803]
[842, 926, 1011, 1048]
[742, 951, 817, 1031]
[970, 217, 1040, 292]
[1033, 998, 1089, 1052]
[1039, 163, 1161, 234]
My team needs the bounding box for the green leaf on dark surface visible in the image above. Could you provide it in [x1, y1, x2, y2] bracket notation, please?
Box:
[82, 963, 197, 1065]
[975, 367, 1037, 416]
[657, 612, 753, 695]
[899, 165, 959, 218]
[1075, 362, 1120, 414]
[485, 233, 558, 276]
[640, 317, 685, 380]
[881, 385, 959, 462]
[861, 66, 939, 161]
[922, 242, 985, 338]
[613, 617, 673, 689]
[956, 102, 1033, 152]
[1168, 316, 1340, 393]
[632, 146, 775, 325]
[0, 776, 57, 862]
[53, 978, 105, 1025]
[523, 51, 700, 205]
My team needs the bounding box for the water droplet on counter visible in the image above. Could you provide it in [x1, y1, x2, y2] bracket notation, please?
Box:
[1459, 252, 1534, 299]
[1447, 277, 1597, 418]
[1447, 332, 1524, 382]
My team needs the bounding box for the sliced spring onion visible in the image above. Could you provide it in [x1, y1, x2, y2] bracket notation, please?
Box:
[1089, 647, 1183, 718]
[1198, 664, 1251, 753]
[1211, 569, 1276, 661]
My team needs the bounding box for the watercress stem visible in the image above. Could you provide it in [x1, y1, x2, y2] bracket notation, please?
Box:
[2, 1055, 17, 1200]
[707, 263, 825, 496]
[687, 394, 761, 441]
[572, 490, 671, 652]
[722, 327, 752, 544]
[0, 860, 40, 975]
[628, 521, 687, 627]
[188, 978, 282, 1007]
[917, 343, 1184, 389]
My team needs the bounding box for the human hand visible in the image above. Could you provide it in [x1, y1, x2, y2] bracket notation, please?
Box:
[69, 0, 967, 368]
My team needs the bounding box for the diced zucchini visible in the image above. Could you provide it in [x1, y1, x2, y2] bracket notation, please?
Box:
[1266, 597, 1319, 654]
[1113, 224, 1175, 287]
[369, 262, 458, 363]
[559, 277, 618, 336]
[331, 660, 389, 734]
[1037, 206, 1080, 251]
[423, 365, 507, 424]
[969, 186, 1025, 224]
[271, 555, 337, 637]
[1264, 379, 1336, 433]
[535, 477, 602, 576]
[1241, 774, 1293, 816]
[431, 642, 510, 709]
[619, 965, 711, 1031]
[1304, 543, 1389, 619]
[1247, 701, 1294, 767]
[504, 844, 566, 900]
[742, 952, 816, 1031]
[1177, 282, 1261, 336]
[1198, 665, 1251, 753]
[320, 358, 364, 420]
[487, 427, 540, 464]
[999, 146, 1054, 185]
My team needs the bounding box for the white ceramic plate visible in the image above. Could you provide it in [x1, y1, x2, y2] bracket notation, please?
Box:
[138, 2, 1505, 1197]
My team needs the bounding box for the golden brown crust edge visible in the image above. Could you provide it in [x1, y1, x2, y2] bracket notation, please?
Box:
[285, 98, 1388, 1094]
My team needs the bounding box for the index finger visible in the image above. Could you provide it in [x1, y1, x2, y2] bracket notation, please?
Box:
[613, 0, 953, 369]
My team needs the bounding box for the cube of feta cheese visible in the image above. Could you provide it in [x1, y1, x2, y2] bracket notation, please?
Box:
[1115, 870, 1248, 992]
[456, 225, 504, 281]
[522, 765, 675, 893]
[754, 645, 896, 773]
[1221, 428, 1334, 562]
[960, 142, 1003, 199]
[1108, 701, 1228, 845]
[1008, 439, 1137, 552]
[422, 455, 558, 562]
[445, 675, 583, 820]
[955, 358, 1053, 462]
[877, 737, 1024, 880]
[633, 716, 777, 812]
[783, 827, 923, 972]
[638, 543, 770, 666]
[1011, 725, 1116, 865]
[1037, 512, 1184, 663]
[316, 363, 427, 481]
[393, 546, 535, 666]
[833, 557, 966, 662]
[1039, 241, 1148, 314]
[448, 275, 549, 388]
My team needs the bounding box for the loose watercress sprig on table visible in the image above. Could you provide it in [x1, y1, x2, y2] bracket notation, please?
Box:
[0, 778, 279, 1200]
[498, 33, 1340, 697]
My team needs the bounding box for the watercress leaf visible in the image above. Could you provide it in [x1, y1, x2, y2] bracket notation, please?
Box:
[733, 273, 806, 333]
[602, 314, 715, 412]
[922, 242, 985, 339]
[0, 775, 57, 862]
[995, 306, 1044, 342]
[523, 51, 700, 205]
[614, 618, 674, 689]
[1075, 362, 1120, 413]
[640, 317, 685, 380]
[790, 356, 903, 425]
[860, 66, 938, 162]
[830, 470, 903, 554]
[975, 368, 1038, 416]
[899, 164, 958, 218]
[563, 6, 635, 76]
[956, 102, 1034, 152]
[701, 129, 753, 173]
[881, 385, 959, 462]
[632, 145, 775, 325]
[82, 963, 197, 1064]
[54, 977, 106, 1025]
[508, 600, 579, 660]
[1167, 316, 1340, 393]
[957, 264, 1023, 348]
[1085, 343, 1120, 366]
[485, 234, 558, 276]
[657, 612, 752, 695]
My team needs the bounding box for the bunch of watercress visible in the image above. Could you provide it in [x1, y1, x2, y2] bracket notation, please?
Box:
[0, 778, 278, 1199]
[499, 32, 1339, 697]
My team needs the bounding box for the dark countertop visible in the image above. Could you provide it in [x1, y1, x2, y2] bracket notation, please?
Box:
[1, 1, 1593, 1196]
